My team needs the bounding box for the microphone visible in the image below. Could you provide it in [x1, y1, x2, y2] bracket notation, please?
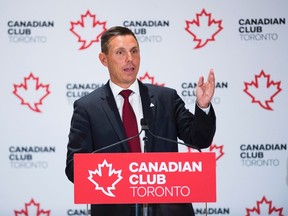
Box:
[92, 129, 144, 153]
[140, 118, 201, 152]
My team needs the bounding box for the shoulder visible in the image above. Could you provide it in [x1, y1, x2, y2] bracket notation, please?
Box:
[144, 84, 179, 102]
[74, 84, 108, 106]
[144, 83, 177, 95]
[142, 83, 183, 106]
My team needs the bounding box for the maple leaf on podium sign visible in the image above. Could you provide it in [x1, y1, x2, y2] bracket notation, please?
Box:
[14, 199, 50, 216]
[244, 70, 282, 110]
[70, 10, 107, 50]
[88, 159, 123, 197]
[185, 9, 223, 49]
[246, 196, 284, 216]
[13, 73, 50, 112]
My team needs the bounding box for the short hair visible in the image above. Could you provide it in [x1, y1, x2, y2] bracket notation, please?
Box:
[100, 26, 138, 54]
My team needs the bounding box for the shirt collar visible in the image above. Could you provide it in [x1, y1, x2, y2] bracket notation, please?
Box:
[109, 79, 140, 97]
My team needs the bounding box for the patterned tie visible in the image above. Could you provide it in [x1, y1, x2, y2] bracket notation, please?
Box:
[119, 90, 141, 152]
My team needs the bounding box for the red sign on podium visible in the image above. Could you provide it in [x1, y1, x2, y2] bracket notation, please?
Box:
[74, 152, 216, 204]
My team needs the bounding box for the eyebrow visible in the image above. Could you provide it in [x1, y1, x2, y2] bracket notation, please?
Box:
[114, 46, 139, 51]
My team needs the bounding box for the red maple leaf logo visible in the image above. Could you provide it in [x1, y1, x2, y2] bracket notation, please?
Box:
[139, 72, 165, 86]
[209, 144, 224, 161]
[244, 70, 282, 110]
[70, 10, 107, 50]
[88, 159, 123, 197]
[188, 143, 224, 161]
[14, 199, 50, 216]
[185, 9, 223, 49]
[13, 73, 50, 112]
[246, 196, 284, 216]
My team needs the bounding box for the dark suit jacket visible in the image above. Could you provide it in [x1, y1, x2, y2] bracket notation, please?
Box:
[65, 80, 216, 216]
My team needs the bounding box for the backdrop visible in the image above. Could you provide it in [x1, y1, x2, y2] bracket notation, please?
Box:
[1, 0, 287, 215]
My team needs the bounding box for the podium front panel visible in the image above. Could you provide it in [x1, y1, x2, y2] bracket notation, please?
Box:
[74, 152, 216, 204]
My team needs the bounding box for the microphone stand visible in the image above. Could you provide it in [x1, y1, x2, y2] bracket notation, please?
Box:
[134, 130, 149, 216]
[142, 131, 149, 216]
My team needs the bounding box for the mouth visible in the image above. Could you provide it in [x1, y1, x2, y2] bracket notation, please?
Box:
[123, 66, 135, 73]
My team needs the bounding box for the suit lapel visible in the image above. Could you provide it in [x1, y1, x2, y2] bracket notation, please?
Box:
[100, 82, 130, 152]
[139, 81, 156, 152]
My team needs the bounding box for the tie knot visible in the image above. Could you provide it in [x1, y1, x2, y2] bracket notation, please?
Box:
[120, 89, 133, 99]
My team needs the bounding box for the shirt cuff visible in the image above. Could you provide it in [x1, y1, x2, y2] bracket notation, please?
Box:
[197, 103, 211, 115]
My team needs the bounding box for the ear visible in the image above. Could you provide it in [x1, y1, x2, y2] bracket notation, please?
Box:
[99, 52, 108, 67]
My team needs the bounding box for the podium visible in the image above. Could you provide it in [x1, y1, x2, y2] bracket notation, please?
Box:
[74, 152, 216, 204]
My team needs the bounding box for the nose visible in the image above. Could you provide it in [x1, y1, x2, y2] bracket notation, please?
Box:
[126, 51, 133, 62]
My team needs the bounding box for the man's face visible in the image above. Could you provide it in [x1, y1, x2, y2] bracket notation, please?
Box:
[99, 35, 140, 88]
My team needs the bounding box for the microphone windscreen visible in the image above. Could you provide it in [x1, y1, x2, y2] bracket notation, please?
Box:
[140, 118, 148, 126]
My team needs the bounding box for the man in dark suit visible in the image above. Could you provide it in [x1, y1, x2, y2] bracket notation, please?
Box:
[65, 26, 216, 216]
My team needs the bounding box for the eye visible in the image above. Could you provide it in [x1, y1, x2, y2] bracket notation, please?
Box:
[116, 50, 123, 55]
[131, 48, 139, 54]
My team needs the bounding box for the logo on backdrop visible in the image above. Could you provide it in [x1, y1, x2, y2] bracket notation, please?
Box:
[243, 70, 282, 110]
[13, 73, 50, 112]
[9, 145, 56, 169]
[66, 82, 105, 104]
[240, 143, 287, 167]
[246, 196, 284, 216]
[88, 159, 123, 197]
[139, 72, 165, 86]
[123, 20, 169, 43]
[238, 17, 286, 41]
[209, 144, 225, 161]
[14, 199, 50, 216]
[7, 20, 54, 43]
[185, 9, 223, 49]
[188, 143, 225, 162]
[67, 209, 90, 216]
[70, 10, 107, 50]
[194, 207, 230, 215]
[181, 76, 226, 106]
